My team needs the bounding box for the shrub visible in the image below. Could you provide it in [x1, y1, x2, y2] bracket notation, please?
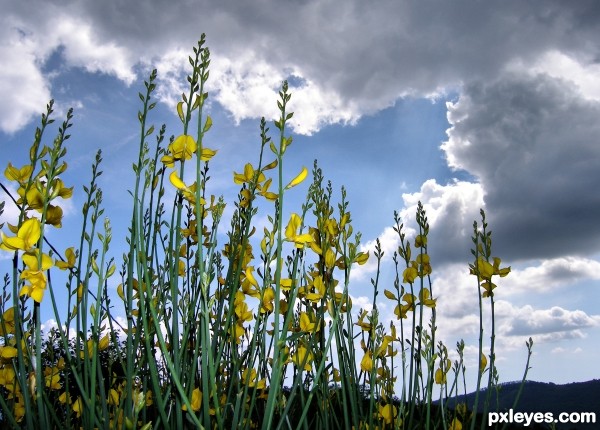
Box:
[0, 35, 531, 430]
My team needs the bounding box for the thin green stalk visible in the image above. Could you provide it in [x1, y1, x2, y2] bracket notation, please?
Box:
[262, 81, 292, 430]
[481, 296, 496, 430]
[501, 338, 533, 430]
[470, 222, 485, 430]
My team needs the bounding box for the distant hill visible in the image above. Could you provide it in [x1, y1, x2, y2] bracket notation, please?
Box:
[444, 380, 600, 430]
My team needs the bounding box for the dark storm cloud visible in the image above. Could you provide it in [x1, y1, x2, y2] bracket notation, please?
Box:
[443, 73, 600, 261]
[3, 0, 600, 133]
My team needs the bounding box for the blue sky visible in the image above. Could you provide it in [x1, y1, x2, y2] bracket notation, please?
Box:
[2, 0, 600, 391]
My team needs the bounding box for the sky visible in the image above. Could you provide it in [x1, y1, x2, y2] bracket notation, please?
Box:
[1, 0, 600, 392]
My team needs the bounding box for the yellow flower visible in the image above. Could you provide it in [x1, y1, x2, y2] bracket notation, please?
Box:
[0, 218, 41, 251]
[284, 166, 308, 190]
[0, 366, 16, 388]
[20, 250, 53, 303]
[98, 335, 110, 351]
[292, 345, 313, 372]
[59, 391, 72, 405]
[241, 368, 266, 389]
[12, 392, 25, 423]
[403, 293, 416, 309]
[305, 275, 326, 303]
[493, 257, 511, 277]
[476, 257, 494, 280]
[299, 312, 319, 332]
[233, 163, 265, 185]
[378, 403, 397, 425]
[50, 178, 73, 199]
[245, 266, 259, 288]
[168, 172, 205, 206]
[360, 351, 373, 372]
[449, 417, 462, 430]
[435, 368, 446, 385]
[0, 307, 15, 336]
[481, 281, 497, 298]
[161, 134, 197, 167]
[4, 163, 33, 183]
[418, 288, 436, 308]
[199, 147, 217, 161]
[0, 345, 18, 359]
[376, 336, 393, 358]
[25, 186, 44, 210]
[169, 171, 188, 191]
[182, 388, 202, 412]
[402, 264, 418, 284]
[45, 204, 63, 227]
[284, 213, 313, 248]
[324, 248, 336, 269]
[480, 353, 488, 372]
[415, 234, 427, 248]
[258, 178, 278, 201]
[44, 367, 61, 390]
[354, 251, 369, 265]
[108, 388, 120, 406]
[72, 396, 83, 417]
[355, 309, 371, 331]
[55, 246, 76, 270]
[279, 278, 293, 291]
[394, 303, 411, 319]
[234, 299, 253, 323]
[233, 322, 246, 343]
[416, 252, 432, 275]
[260, 287, 275, 314]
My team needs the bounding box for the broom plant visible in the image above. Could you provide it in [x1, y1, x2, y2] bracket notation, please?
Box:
[0, 35, 532, 429]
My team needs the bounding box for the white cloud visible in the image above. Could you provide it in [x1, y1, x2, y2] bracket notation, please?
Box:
[398, 179, 485, 264]
[350, 294, 374, 313]
[551, 346, 583, 354]
[504, 257, 600, 293]
[500, 304, 600, 337]
[0, 183, 21, 227]
[412, 264, 600, 354]
[50, 18, 136, 84]
[507, 50, 600, 101]
[0, 24, 52, 133]
[0, 6, 136, 134]
[40, 318, 78, 340]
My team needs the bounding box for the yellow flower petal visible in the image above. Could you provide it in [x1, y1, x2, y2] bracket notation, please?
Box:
[200, 147, 217, 161]
[480, 353, 488, 372]
[354, 251, 369, 265]
[285, 166, 308, 190]
[0, 345, 18, 359]
[169, 171, 188, 191]
[360, 351, 373, 372]
[245, 266, 259, 288]
[0, 218, 41, 251]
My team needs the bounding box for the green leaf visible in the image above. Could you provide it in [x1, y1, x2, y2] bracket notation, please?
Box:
[203, 115, 213, 133]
